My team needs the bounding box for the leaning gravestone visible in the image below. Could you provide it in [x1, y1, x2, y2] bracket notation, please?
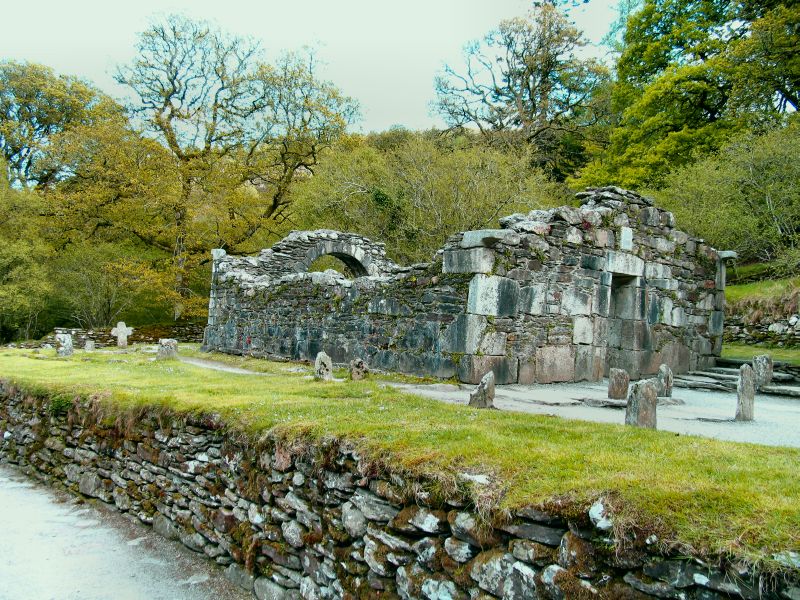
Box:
[625, 380, 657, 429]
[654, 364, 673, 398]
[157, 339, 179, 360]
[751, 354, 773, 391]
[349, 358, 368, 381]
[736, 364, 755, 421]
[55, 333, 73, 358]
[608, 368, 630, 400]
[314, 351, 333, 381]
[469, 371, 495, 409]
[111, 321, 134, 349]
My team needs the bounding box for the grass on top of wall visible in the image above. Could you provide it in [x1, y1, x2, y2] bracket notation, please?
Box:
[0, 346, 798, 572]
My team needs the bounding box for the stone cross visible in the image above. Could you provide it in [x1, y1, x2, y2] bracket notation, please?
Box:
[349, 358, 368, 381]
[607, 368, 630, 400]
[314, 351, 333, 381]
[625, 380, 657, 429]
[55, 333, 73, 358]
[157, 338, 179, 360]
[111, 321, 134, 348]
[469, 371, 495, 409]
[736, 364, 755, 421]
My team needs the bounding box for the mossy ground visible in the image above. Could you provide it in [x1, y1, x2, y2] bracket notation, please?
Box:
[0, 345, 798, 569]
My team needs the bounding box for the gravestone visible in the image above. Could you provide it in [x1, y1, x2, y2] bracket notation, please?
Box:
[84, 339, 96, 352]
[655, 364, 673, 398]
[349, 358, 368, 381]
[751, 354, 773, 391]
[111, 321, 134, 348]
[625, 380, 657, 429]
[736, 364, 755, 421]
[607, 368, 630, 400]
[314, 351, 333, 381]
[469, 371, 495, 409]
[157, 339, 179, 360]
[55, 333, 73, 358]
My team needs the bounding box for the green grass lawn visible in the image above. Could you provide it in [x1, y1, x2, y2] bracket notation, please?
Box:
[723, 343, 800, 367]
[725, 276, 800, 305]
[1, 346, 798, 569]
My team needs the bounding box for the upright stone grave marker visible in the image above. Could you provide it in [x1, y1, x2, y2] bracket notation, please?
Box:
[655, 364, 673, 398]
[736, 364, 755, 421]
[157, 339, 179, 360]
[469, 371, 495, 409]
[349, 358, 368, 381]
[84, 339, 95, 352]
[314, 351, 333, 381]
[55, 333, 73, 357]
[751, 354, 773, 391]
[111, 321, 134, 349]
[608, 368, 630, 400]
[625, 380, 657, 429]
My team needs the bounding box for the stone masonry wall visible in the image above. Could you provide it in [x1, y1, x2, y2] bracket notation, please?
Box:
[2, 384, 794, 599]
[205, 188, 732, 384]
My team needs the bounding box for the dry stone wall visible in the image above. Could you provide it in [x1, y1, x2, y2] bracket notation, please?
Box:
[2, 384, 794, 600]
[204, 188, 732, 383]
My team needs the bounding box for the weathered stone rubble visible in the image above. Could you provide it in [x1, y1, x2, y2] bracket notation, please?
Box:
[725, 314, 800, 348]
[2, 384, 795, 599]
[204, 187, 733, 384]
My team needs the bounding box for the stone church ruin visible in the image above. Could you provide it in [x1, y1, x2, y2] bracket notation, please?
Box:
[203, 187, 734, 384]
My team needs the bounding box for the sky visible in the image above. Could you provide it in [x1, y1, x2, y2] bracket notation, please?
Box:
[0, 0, 619, 132]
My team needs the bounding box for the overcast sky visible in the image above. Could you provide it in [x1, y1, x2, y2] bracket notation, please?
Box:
[0, 0, 618, 132]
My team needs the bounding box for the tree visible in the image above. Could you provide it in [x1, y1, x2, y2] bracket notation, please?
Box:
[290, 133, 568, 263]
[0, 61, 120, 187]
[577, 0, 799, 188]
[102, 15, 356, 317]
[657, 118, 800, 266]
[434, 4, 608, 178]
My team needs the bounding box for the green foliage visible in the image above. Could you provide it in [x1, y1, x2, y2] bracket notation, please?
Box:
[290, 133, 568, 263]
[0, 61, 121, 187]
[656, 119, 800, 264]
[577, 0, 799, 188]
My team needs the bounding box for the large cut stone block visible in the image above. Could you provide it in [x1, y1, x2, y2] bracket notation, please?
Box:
[458, 355, 518, 384]
[460, 229, 521, 248]
[708, 311, 724, 336]
[572, 316, 594, 345]
[560, 288, 592, 316]
[606, 251, 644, 276]
[467, 275, 520, 317]
[520, 283, 548, 315]
[443, 248, 495, 274]
[442, 314, 487, 354]
[574, 345, 604, 382]
[535, 346, 576, 383]
[619, 227, 633, 251]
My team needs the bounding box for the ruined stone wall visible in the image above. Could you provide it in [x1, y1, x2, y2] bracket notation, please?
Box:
[2, 384, 791, 599]
[204, 188, 730, 383]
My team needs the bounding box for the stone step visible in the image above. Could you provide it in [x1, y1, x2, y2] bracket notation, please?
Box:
[760, 385, 800, 398]
[707, 367, 794, 382]
[689, 370, 739, 382]
[673, 376, 732, 392]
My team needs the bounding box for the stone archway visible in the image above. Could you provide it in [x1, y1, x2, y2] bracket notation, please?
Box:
[295, 239, 375, 278]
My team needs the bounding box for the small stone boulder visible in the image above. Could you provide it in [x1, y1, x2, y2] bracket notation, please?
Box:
[625, 380, 657, 429]
[469, 371, 495, 409]
[157, 338, 179, 360]
[736, 364, 755, 421]
[56, 333, 73, 357]
[607, 368, 629, 400]
[349, 358, 368, 381]
[752, 354, 773, 390]
[314, 351, 333, 381]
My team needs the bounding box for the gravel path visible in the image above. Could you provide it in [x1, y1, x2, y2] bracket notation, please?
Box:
[0, 465, 249, 600]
